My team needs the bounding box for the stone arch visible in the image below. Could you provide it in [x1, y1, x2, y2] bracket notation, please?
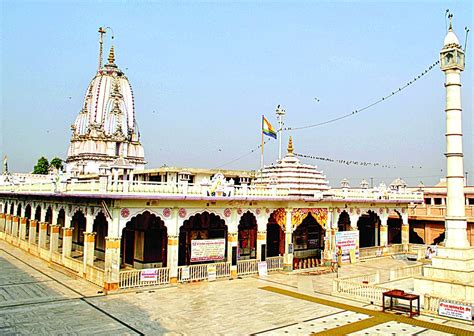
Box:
[337, 210, 351, 232]
[3, 201, 8, 214]
[357, 210, 380, 248]
[71, 209, 86, 248]
[34, 205, 41, 221]
[121, 211, 168, 268]
[238, 211, 257, 260]
[387, 210, 402, 244]
[178, 211, 227, 266]
[9, 202, 14, 215]
[266, 210, 285, 258]
[292, 213, 325, 269]
[16, 203, 22, 217]
[93, 211, 108, 258]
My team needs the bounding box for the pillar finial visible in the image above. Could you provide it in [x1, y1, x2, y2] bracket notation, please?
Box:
[448, 13, 453, 31]
[108, 45, 115, 65]
[287, 136, 294, 155]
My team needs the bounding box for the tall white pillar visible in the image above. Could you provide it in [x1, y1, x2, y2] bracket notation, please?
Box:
[440, 22, 469, 248]
[283, 209, 293, 271]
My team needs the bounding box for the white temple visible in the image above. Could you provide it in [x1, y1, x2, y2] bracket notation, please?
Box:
[255, 137, 330, 197]
[66, 40, 146, 175]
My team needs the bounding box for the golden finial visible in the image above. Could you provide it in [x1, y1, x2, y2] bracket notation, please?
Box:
[287, 136, 294, 155]
[108, 45, 115, 64]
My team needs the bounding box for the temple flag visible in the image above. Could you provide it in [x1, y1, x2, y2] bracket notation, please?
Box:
[262, 116, 277, 139]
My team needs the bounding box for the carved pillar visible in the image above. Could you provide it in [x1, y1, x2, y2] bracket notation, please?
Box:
[62, 227, 74, 258]
[379, 214, 388, 248]
[104, 237, 121, 291]
[401, 212, 409, 251]
[50, 225, 60, 254]
[19, 217, 27, 240]
[227, 232, 238, 277]
[167, 235, 179, 283]
[29, 220, 37, 245]
[83, 232, 96, 267]
[283, 209, 293, 271]
[256, 231, 266, 261]
[11, 216, 19, 237]
[38, 222, 48, 249]
[5, 214, 12, 235]
[0, 213, 6, 233]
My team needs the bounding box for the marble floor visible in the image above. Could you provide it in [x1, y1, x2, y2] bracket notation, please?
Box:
[0, 240, 472, 335]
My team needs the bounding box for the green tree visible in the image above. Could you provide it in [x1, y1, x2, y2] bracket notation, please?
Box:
[32, 157, 49, 174]
[50, 157, 63, 170]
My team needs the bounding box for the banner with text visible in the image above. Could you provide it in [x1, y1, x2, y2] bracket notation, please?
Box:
[335, 231, 360, 263]
[439, 301, 473, 321]
[191, 239, 226, 263]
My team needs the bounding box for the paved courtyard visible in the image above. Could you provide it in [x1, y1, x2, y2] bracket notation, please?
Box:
[0, 241, 472, 335]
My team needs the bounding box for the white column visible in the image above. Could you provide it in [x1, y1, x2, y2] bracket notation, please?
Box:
[379, 214, 388, 248]
[28, 220, 37, 245]
[166, 208, 180, 283]
[50, 225, 60, 254]
[83, 232, 96, 268]
[227, 209, 238, 278]
[0, 213, 6, 232]
[62, 227, 74, 258]
[38, 222, 48, 249]
[104, 237, 121, 291]
[443, 67, 469, 248]
[283, 209, 293, 271]
[256, 211, 268, 261]
[401, 212, 409, 251]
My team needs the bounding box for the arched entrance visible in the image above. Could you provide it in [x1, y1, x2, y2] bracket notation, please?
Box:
[266, 211, 285, 258]
[387, 211, 402, 244]
[93, 212, 108, 260]
[178, 212, 227, 266]
[57, 208, 65, 247]
[34, 205, 42, 240]
[293, 213, 325, 268]
[71, 210, 86, 250]
[238, 212, 257, 260]
[16, 203, 22, 217]
[357, 211, 380, 248]
[337, 211, 351, 232]
[121, 211, 167, 268]
[25, 204, 31, 237]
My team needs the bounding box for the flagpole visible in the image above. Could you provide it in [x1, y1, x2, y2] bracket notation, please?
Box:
[261, 115, 264, 174]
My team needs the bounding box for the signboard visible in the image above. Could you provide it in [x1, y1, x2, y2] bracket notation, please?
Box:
[439, 301, 473, 321]
[181, 267, 190, 280]
[335, 231, 360, 263]
[207, 264, 217, 282]
[191, 239, 226, 263]
[140, 268, 158, 282]
[258, 261, 268, 277]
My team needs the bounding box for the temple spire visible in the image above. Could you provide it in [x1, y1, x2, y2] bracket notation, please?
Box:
[108, 45, 115, 65]
[287, 136, 294, 156]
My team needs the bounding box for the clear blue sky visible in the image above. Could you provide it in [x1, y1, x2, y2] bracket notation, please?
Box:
[1, 1, 473, 187]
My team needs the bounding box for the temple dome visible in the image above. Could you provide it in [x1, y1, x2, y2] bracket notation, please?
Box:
[255, 137, 330, 197]
[73, 47, 138, 138]
[66, 42, 145, 175]
[444, 30, 460, 47]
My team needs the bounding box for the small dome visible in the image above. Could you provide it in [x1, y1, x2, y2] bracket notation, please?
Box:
[444, 30, 460, 47]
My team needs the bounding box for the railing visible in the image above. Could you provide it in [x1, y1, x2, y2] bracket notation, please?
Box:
[266, 256, 284, 271]
[424, 294, 474, 315]
[359, 244, 405, 260]
[332, 277, 390, 305]
[340, 272, 380, 284]
[332, 189, 423, 201]
[85, 264, 105, 287]
[63, 256, 83, 273]
[237, 259, 258, 276]
[389, 263, 423, 281]
[177, 262, 231, 282]
[119, 267, 170, 289]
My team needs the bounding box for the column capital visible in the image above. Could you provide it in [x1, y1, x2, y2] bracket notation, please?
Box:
[30, 220, 38, 227]
[0, 213, 6, 219]
[50, 224, 60, 234]
[105, 236, 121, 249]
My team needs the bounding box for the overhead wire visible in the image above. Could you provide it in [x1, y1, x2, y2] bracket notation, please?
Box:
[217, 59, 440, 168]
